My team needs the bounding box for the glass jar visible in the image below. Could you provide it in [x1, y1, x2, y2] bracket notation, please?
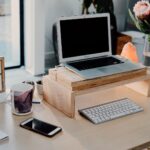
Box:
[143, 34, 150, 66]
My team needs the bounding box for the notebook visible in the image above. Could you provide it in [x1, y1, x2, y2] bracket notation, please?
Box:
[56, 13, 145, 79]
[0, 130, 8, 142]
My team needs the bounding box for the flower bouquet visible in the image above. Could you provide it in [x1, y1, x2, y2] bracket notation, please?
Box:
[129, 0, 150, 66]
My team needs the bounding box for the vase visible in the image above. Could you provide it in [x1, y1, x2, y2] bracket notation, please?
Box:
[143, 34, 150, 66]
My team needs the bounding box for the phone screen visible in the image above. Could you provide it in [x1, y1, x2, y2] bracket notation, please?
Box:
[20, 118, 62, 136]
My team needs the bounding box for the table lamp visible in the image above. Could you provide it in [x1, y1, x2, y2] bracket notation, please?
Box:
[121, 42, 139, 63]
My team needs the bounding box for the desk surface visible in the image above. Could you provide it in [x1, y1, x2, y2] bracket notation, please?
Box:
[1, 86, 150, 150]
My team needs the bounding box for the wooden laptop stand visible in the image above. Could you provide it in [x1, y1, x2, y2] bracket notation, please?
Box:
[43, 66, 150, 118]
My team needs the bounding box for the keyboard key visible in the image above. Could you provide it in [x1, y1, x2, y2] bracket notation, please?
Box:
[68, 56, 123, 71]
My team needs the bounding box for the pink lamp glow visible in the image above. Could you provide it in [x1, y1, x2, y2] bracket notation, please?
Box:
[121, 42, 139, 63]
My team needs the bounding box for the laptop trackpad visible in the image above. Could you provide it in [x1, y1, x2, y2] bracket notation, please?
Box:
[98, 66, 122, 73]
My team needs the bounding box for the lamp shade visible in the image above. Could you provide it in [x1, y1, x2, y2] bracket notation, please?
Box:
[121, 42, 139, 63]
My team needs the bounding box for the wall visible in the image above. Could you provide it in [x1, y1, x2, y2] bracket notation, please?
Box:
[11, 0, 20, 66]
[44, 0, 82, 70]
[24, 0, 45, 75]
[113, 0, 129, 31]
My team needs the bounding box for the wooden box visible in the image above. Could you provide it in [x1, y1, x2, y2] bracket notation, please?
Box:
[116, 33, 132, 54]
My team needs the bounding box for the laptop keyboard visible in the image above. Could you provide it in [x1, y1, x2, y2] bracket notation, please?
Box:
[68, 56, 123, 71]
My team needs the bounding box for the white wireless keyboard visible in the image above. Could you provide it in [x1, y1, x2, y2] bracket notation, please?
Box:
[79, 98, 143, 124]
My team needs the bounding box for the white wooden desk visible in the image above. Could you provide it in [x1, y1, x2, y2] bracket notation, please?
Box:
[1, 86, 150, 150]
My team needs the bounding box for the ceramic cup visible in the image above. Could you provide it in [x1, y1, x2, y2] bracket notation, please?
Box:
[36, 80, 43, 95]
[11, 83, 34, 115]
[22, 81, 35, 90]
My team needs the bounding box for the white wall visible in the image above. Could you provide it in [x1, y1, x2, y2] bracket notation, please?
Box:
[24, 0, 82, 73]
[44, 0, 82, 69]
[11, 0, 20, 66]
[24, 0, 45, 75]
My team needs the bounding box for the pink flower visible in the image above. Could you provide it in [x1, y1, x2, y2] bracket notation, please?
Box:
[133, 0, 150, 20]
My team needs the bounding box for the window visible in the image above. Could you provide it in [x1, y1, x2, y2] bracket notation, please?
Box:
[0, 0, 23, 68]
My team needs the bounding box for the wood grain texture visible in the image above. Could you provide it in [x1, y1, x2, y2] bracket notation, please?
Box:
[126, 80, 150, 97]
[116, 33, 132, 54]
[0, 57, 5, 92]
[2, 86, 150, 150]
[44, 67, 150, 118]
[43, 75, 75, 117]
[49, 67, 147, 91]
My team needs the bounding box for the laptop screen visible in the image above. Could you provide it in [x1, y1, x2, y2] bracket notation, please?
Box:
[57, 13, 112, 63]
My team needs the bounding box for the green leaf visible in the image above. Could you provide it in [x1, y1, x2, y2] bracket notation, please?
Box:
[135, 22, 142, 31]
[144, 20, 150, 27]
[128, 9, 137, 25]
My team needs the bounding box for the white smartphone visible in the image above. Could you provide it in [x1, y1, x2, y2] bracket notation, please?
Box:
[20, 118, 62, 137]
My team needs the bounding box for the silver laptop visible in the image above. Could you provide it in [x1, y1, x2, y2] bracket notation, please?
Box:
[57, 13, 145, 79]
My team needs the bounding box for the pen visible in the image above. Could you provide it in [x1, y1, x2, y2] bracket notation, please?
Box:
[32, 101, 41, 104]
[32, 99, 41, 104]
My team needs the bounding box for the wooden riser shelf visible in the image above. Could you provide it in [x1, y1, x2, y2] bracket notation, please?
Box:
[43, 67, 150, 118]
